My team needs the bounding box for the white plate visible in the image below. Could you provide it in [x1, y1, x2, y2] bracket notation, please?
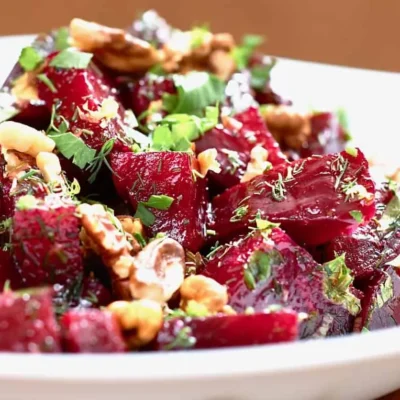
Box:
[1, 35, 400, 400]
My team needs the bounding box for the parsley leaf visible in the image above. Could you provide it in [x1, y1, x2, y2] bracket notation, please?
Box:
[349, 210, 363, 223]
[50, 48, 93, 69]
[250, 59, 276, 90]
[87, 139, 115, 184]
[322, 254, 361, 315]
[143, 194, 174, 210]
[49, 132, 96, 169]
[16, 195, 38, 211]
[37, 73, 57, 93]
[190, 25, 209, 49]
[54, 27, 70, 51]
[163, 72, 225, 114]
[134, 203, 156, 227]
[18, 47, 43, 72]
[232, 34, 264, 69]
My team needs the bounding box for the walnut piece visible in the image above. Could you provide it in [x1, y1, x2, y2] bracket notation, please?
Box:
[70, 18, 163, 73]
[108, 299, 163, 347]
[241, 145, 271, 183]
[261, 105, 312, 150]
[180, 275, 228, 314]
[129, 237, 185, 303]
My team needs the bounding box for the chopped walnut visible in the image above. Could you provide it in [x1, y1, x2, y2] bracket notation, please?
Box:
[180, 275, 228, 314]
[11, 72, 39, 101]
[197, 148, 221, 177]
[108, 299, 163, 347]
[261, 105, 312, 150]
[70, 18, 163, 73]
[117, 215, 144, 237]
[129, 237, 185, 303]
[241, 145, 271, 183]
[78, 203, 134, 279]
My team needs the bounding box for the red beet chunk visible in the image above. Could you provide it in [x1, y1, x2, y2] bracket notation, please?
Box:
[355, 266, 400, 331]
[255, 86, 292, 106]
[60, 309, 126, 353]
[121, 74, 176, 117]
[111, 151, 207, 251]
[12, 198, 84, 288]
[203, 229, 361, 337]
[38, 58, 131, 153]
[0, 288, 60, 352]
[299, 112, 347, 158]
[155, 310, 298, 350]
[234, 107, 287, 166]
[211, 149, 375, 245]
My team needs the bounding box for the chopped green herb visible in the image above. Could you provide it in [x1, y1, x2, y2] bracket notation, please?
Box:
[206, 241, 222, 259]
[133, 232, 147, 248]
[361, 327, 369, 333]
[345, 147, 358, 157]
[349, 210, 363, 223]
[149, 64, 166, 75]
[336, 108, 352, 141]
[190, 25, 209, 49]
[3, 280, 11, 292]
[250, 60, 276, 90]
[134, 203, 156, 227]
[17, 169, 40, 182]
[163, 326, 196, 350]
[222, 149, 244, 174]
[322, 254, 361, 315]
[66, 178, 81, 197]
[267, 173, 286, 201]
[331, 154, 349, 190]
[0, 218, 12, 234]
[85, 291, 99, 305]
[163, 72, 225, 114]
[143, 194, 174, 210]
[87, 139, 115, 184]
[374, 274, 393, 308]
[165, 308, 187, 321]
[16, 195, 38, 211]
[37, 73, 57, 93]
[243, 249, 281, 290]
[230, 205, 249, 222]
[18, 46, 43, 71]
[231, 34, 264, 69]
[54, 27, 70, 51]
[206, 229, 216, 236]
[185, 300, 209, 317]
[49, 48, 93, 69]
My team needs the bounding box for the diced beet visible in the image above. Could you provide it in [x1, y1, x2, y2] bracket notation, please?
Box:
[120, 74, 176, 117]
[195, 107, 286, 191]
[155, 310, 298, 350]
[60, 309, 126, 353]
[355, 266, 400, 331]
[203, 229, 361, 337]
[324, 222, 383, 280]
[111, 151, 207, 251]
[0, 288, 60, 352]
[12, 198, 84, 288]
[234, 107, 287, 166]
[80, 275, 112, 308]
[37, 59, 130, 153]
[211, 149, 375, 246]
[299, 112, 347, 158]
[0, 248, 22, 291]
[255, 86, 292, 106]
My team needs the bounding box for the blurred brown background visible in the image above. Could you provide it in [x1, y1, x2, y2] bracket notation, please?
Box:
[0, 0, 399, 72]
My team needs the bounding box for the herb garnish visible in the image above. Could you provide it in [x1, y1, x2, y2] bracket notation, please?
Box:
[250, 59, 277, 90]
[162, 72, 225, 114]
[221, 149, 244, 174]
[49, 48, 93, 69]
[163, 326, 196, 350]
[18, 47, 43, 72]
[134, 195, 174, 227]
[232, 34, 264, 69]
[374, 274, 393, 309]
[230, 205, 249, 222]
[54, 27, 70, 51]
[349, 210, 363, 223]
[37, 73, 57, 93]
[87, 139, 115, 184]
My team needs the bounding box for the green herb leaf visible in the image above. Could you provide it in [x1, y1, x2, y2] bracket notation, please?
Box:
[37, 73, 57, 93]
[336, 108, 352, 141]
[134, 203, 156, 227]
[322, 254, 361, 315]
[185, 300, 209, 317]
[230, 205, 249, 222]
[18, 47, 43, 72]
[133, 232, 147, 248]
[374, 273, 393, 308]
[190, 25, 209, 49]
[143, 195, 174, 210]
[16, 195, 38, 211]
[50, 48, 93, 69]
[87, 139, 115, 184]
[49, 132, 96, 169]
[250, 60, 276, 90]
[54, 27, 70, 51]
[152, 125, 174, 151]
[0, 218, 12, 234]
[163, 326, 196, 350]
[163, 72, 225, 114]
[231, 34, 264, 69]
[345, 147, 358, 157]
[349, 210, 363, 223]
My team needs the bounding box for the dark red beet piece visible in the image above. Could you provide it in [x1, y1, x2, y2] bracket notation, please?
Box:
[211, 149, 375, 245]
[12, 198, 84, 288]
[195, 107, 286, 191]
[203, 229, 361, 337]
[80, 275, 112, 308]
[111, 151, 207, 251]
[0, 288, 60, 352]
[38, 63, 129, 151]
[299, 112, 348, 158]
[155, 310, 298, 350]
[60, 309, 126, 353]
[354, 266, 400, 331]
[120, 74, 176, 117]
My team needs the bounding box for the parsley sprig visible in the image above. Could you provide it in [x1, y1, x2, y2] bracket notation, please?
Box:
[134, 195, 174, 226]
